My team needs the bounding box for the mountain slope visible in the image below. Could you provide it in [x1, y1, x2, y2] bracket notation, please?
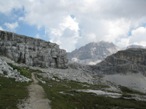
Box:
[91, 48, 146, 92]
[93, 48, 146, 75]
[68, 41, 118, 65]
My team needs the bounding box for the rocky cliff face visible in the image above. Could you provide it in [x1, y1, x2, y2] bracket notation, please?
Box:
[68, 41, 118, 65]
[0, 30, 68, 68]
[92, 48, 146, 75]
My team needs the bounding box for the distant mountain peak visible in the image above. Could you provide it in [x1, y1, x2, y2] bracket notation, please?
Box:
[68, 41, 118, 65]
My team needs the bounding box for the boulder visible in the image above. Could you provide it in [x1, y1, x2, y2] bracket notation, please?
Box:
[0, 58, 30, 82]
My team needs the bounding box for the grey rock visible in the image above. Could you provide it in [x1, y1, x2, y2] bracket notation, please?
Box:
[92, 48, 146, 75]
[0, 58, 30, 82]
[68, 41, 118, 65]
[0, 30, 68, 68]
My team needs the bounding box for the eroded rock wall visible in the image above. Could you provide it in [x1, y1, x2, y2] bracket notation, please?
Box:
[0, 30, 68, 68]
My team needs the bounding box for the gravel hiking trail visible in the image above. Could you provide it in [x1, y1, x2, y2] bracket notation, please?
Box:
[18, 73, 51, 109]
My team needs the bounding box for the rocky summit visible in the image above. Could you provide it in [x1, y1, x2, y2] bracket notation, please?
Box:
[68, 41, 118, 65]
[92, 48, 146, 75]
[0, 30, 68, 68]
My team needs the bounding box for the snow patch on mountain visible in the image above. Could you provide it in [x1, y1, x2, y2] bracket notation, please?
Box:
[77, 89, 122, 98]
[68, 41, 118, 65]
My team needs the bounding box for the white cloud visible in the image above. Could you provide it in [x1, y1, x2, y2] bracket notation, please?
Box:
[129, 27, 146, 46]
[35, 34, 41, 39]
[0, 0, 23, 14]
[60, 16, 79, 31]
[116, 38, 130, 48]
[4, 22, 19, 31]
[76, 18, 132, 48]
[0, 26, 3, 30]
[105, 19, 131, 39]
[50, 15, 80, 51]
[1, 0, 146, 51]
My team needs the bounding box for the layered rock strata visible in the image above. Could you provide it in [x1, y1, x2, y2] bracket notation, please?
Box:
[0, 30, 68, 68]
[92, 48, 146, 75]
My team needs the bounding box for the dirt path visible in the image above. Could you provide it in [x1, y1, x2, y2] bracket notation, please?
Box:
[18, 73, 51, 109]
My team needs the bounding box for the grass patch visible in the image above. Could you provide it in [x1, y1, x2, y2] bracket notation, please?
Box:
[39, 77, 146, 109]
[0, 76, 29, 109]
[8, 63, 32, 78]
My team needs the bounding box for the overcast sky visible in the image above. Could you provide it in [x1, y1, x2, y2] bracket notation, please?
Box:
[1, 0, 146, 52]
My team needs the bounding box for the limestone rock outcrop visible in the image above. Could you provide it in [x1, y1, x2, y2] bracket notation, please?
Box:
[92, 48, 146, 75]
[0, 30, 68, 68]
[0, 58, 30, 82]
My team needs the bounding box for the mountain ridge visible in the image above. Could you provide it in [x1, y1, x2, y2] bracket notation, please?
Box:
[93, 48, 146, 75]
[68, 41, 118, 65]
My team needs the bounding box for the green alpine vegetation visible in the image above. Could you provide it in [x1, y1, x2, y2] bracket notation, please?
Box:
[0, 76, 29, 109]
[39, 76, 146, 109]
